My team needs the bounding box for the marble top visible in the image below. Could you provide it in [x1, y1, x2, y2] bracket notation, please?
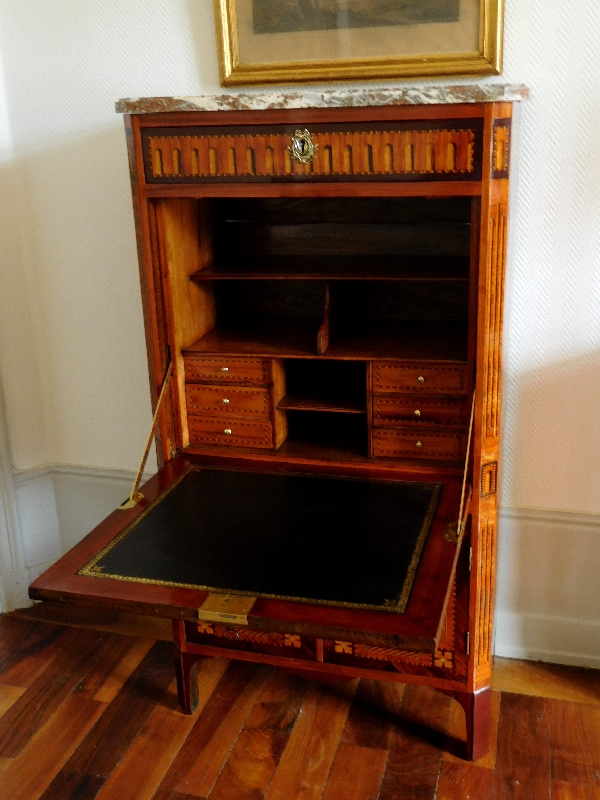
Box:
[116, 84, 528, 114]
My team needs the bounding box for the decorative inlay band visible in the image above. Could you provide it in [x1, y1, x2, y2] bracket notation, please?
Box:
[483, 203, 507, 441]
[142, 121, 482, 184]
[492, 119, 511, 179]
[481, 461, 498, 498]
[475, 518, 495, 669]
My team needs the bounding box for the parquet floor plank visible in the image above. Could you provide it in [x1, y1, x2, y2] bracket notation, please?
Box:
[436, 760, 495, 799]
[264, 679, 358, 800]
[378, 684, 451, 800]
[321, 743, 389, 800]
[208, 728, 289, 800]
[94, 659, 229, 800]
[0, 683, 26, 718]
[245, 669, 309, 732]
[38, 771, 106, 800]
[551, 780, 600, 800]
[493, 692, 550, 800]
[341, 678, 405, 750]
[92, 637, 155, 703]
[0, 694, 107, 800]
[160, 661, 271, 797]
[0, 619, 70, 688]
[63, 639, 175, 779]
[549, 699, 600, 789]
[0, 627, 111, 758]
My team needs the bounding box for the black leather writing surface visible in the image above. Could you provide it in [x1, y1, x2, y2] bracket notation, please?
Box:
[80, 466, 441, 613]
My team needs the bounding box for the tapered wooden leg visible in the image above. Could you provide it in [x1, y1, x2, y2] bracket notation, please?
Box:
[174, 647, 199, 715]
[451, 687, 491, 761]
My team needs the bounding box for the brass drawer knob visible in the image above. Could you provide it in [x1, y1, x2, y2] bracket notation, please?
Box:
[416, 441, 423, 448]
[221, 367, 229, 372]
[224, 428, 232, 435]
[414, 409, 421, 417]
[418, 376, 425, 384]
[222, 398, 230, 404]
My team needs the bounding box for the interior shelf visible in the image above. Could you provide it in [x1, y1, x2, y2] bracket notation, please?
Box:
[184, 320, 469, 361]
[190, 255, 470, 282]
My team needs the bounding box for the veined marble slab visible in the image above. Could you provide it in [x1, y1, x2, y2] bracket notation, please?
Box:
[116, 84, 528, 114]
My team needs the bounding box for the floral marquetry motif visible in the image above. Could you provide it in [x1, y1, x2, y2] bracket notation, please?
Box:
[492, 119, 511, 178]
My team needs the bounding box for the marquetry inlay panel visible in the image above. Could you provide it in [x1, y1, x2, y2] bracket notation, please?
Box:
[483, 203, 507, 442]
[475, 518, 495, 670]
[142, 122, 483, 184]
[492, 119, 511, 179]
[481, 461, 498, 498]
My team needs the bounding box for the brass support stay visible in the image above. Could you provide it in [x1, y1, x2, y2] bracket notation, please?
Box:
[119, 361, 173, 510]
[444, 393, 476, 543]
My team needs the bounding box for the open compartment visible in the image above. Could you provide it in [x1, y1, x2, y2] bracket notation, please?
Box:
[328, 280, 470, 360]
[193, 197, 473, 281]
[284, 410, 368, 458]
[278, 359, 367, 414]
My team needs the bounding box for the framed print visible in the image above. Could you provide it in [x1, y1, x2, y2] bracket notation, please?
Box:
[213, 0, 503, 85]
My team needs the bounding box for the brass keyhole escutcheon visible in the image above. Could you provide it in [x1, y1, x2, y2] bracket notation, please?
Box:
[414, 409, 421, 417]
[288, 129, 318, 165]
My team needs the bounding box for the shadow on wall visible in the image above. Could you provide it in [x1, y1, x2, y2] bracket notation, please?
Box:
[0, 123, 153, 474]
[495, 350, 600, 665]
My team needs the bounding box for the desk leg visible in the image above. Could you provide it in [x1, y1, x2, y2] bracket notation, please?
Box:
[174, 647, 199, 715]
[451, 687, 491, 761]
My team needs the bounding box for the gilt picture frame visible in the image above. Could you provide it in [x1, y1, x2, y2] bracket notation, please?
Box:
[213, 0, 503, 86]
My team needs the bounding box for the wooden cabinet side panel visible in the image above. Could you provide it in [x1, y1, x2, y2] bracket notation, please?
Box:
[155, 198, 216, 449]
[469, 102, 512, 691]
[125, 115, 175, 465]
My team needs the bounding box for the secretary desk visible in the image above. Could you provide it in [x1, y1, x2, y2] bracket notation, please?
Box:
[30, 89, 520, 760]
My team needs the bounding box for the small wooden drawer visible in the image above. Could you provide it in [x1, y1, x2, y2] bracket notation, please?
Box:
[184, 357, 269, 385]
[373, 395, 467, 428]
[373, 363, 468, 394]
[187, 385, 270, 419]
[188, 416, 273, 448]
[372, 428, 467, 460]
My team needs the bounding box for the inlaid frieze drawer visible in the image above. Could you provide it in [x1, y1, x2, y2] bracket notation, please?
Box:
[187, 621, 316, 661]
[373, 395, 467, 428]
[188, 416, 273, 448]
[186, 385, 270, 419]
[372, 428, 467, 460]
[141, 120, 483, 185]
[373, 362, 468, 394]
[184, 356, 269, 385]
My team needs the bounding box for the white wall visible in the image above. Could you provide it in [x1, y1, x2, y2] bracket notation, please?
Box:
[0, 1, 599, 663]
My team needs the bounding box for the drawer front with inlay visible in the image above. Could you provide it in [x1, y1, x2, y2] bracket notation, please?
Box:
[372, 428, 467, 460]
[186, 385, 270, 419]
[373, 363, 468, 394]
[373, 395, 467, 428]
[142, 120, 483, 185]
[188, 416, 273, 448]
[184, 357, 269, 385]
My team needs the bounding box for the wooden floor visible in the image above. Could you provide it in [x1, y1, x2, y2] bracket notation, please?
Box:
[1, 610, 600, 800]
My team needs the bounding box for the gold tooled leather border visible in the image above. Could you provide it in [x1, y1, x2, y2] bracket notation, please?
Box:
[78, 465, 441, 614]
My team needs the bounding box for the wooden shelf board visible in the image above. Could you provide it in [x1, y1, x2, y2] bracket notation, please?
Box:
[190, 256, 470, 282]
[277, 395, 366, 414]
[183, 320, 468, 362]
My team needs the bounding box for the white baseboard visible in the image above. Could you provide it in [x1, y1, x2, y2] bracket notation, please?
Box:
[495, 505, 600, 668]
[495, 610, 600, 669]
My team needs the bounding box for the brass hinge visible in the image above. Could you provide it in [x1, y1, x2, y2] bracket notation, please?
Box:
[466, 631, 471, 656]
